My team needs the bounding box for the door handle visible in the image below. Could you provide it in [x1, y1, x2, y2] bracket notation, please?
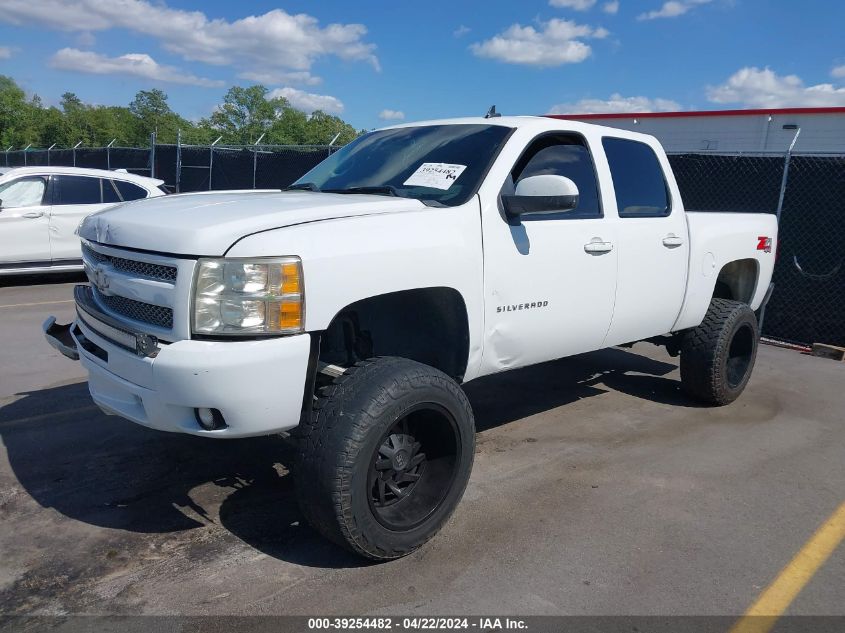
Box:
[584, 239, 613, 254]
[662, 234, 684, 248]
[22, 211, 45, 219]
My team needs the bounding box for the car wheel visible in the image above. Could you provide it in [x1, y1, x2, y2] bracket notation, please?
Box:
[680, 298, 759, 406]
[294, 356, 475, 560]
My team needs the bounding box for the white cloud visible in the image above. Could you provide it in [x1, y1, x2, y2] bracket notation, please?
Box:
[453, 25, 471, 37]
[239, 70, 322, 86]
[0, 47, 13, 59]
[470, 19, 609, 66]
[603, 1, 620, 14]
[549, 0, 597, 10]
[49, 48, 224, 87]
[832, 65, 845, 79]
[707, 67, 845, 108]
[378, 109, 405, 121]
[549, 93, 681, 114]
[268, 87, 344, 114]
[637, 0, 711, 20]
[1, 1, 379, 78]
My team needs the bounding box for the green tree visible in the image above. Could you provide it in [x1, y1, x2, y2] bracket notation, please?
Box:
[129, 89, 189, 144]
[0, 76, 364, 151]
[206, 85, 287, 144]
[302, 111, 358, 145]
[0, 76, 41, 148]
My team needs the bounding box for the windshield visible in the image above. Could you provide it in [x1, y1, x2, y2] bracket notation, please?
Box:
[291, 124, 513, 206]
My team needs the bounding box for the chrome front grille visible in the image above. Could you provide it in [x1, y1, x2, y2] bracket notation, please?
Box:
[80, 240, 193, 340]
[81, 243, 177, 282]
[94, 291, 174, 329]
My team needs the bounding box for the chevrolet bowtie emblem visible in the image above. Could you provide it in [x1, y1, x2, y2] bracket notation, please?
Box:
[93, 265, 111, 295]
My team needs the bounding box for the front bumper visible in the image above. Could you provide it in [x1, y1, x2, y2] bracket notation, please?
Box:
[44, 296, 312, 438]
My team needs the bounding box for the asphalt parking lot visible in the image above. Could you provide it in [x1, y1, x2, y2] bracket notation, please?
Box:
[0, 274, 843, 617]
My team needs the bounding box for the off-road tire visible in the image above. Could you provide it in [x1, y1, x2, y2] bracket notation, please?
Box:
[680, 298, 759, 405]
[294, 356, 475, 560]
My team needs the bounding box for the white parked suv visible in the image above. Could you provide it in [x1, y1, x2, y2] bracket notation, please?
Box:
[0, 166, 165, 275]
[45, 116, 777, 559]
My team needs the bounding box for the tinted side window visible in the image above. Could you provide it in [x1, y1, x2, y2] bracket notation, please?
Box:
[0, 177, 47, 208]
[511, 136, 601, 218]
[602, 138, 670, 217]
[54, 176, 102, 205]
[114, 180, 148, 201]
[102, 179, 121, 203]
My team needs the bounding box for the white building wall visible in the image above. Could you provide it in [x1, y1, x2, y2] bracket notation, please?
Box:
[560, 112, 845, 153]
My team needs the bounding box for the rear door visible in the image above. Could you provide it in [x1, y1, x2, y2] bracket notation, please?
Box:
[49, 175, 113, 262]
[0, 176, 51, 265]
[601, 137, 689, 345]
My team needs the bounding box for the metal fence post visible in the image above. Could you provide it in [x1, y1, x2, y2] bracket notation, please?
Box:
[73, 141, 82, 167]
[47, 143, 56, 166]
[4, 146, 11, 167]
[209, 136, 222, 190]
[106, 139, 116, 171]
[253, 133, 265, 189]
[175, 129, 182, 193]
[149, 132, 156, 179]
[22, 143, 31, 166]
[775, 127, 801, 225]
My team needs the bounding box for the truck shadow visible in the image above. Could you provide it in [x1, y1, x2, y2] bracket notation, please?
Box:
[0, 272, 87, 288]
[0, 347, 689, 569]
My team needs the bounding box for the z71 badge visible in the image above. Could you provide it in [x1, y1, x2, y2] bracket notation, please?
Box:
[757, 236, 772, 253]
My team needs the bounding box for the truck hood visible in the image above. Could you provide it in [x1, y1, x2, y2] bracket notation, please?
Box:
[78, 191, 427, 255]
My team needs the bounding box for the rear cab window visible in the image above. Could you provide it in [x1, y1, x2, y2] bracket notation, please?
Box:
[602, 137, 671, 218]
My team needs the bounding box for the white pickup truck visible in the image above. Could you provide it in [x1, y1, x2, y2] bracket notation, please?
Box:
[45, 116, 777, 560]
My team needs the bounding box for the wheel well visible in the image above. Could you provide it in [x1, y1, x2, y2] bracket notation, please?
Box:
[713, 259, 759, 305]
[319, 288, 470, 381]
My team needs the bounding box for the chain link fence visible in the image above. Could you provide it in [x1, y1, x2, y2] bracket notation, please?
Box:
[4, 141, 842, 347]
[668, 151, 845, 348]
[4, 141, 337, 192]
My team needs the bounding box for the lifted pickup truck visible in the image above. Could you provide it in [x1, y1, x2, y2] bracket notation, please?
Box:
[45, 116, 777, 560]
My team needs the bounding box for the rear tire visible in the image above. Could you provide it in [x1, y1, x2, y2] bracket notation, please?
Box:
[294, 357, 475, 560]
[680, 298, 759, 406]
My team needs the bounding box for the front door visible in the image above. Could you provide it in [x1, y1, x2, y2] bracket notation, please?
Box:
[0, 176, 51, 265]
[479, 133, 618, 375]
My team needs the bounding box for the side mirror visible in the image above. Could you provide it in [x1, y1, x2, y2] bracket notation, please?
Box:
[502, 175, 579, 221]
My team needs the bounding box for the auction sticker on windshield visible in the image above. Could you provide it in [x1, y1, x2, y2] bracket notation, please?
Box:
[403, 163, 467, 190]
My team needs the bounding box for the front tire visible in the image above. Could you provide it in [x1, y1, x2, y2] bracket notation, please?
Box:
[680, 298, 759, 405]
[294, 357, 475, 560]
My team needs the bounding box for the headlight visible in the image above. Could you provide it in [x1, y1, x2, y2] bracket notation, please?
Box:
[192, 257, 304, 335]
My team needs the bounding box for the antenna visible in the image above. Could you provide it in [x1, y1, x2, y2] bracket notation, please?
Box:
[484, 105, 501, 119]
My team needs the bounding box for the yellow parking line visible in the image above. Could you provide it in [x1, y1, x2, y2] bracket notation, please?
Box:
[0, 299, 74, 309]
[729, 501, 845, 633]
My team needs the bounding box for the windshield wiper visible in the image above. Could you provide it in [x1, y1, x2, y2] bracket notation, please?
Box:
[284, 182, 321, 191]
[322, 185, 402, 197]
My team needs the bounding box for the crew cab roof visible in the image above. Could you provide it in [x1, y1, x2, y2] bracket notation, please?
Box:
[381, 115, 661, 145]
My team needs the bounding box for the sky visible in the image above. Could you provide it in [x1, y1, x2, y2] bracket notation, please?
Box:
[1, 0, 844, 130]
